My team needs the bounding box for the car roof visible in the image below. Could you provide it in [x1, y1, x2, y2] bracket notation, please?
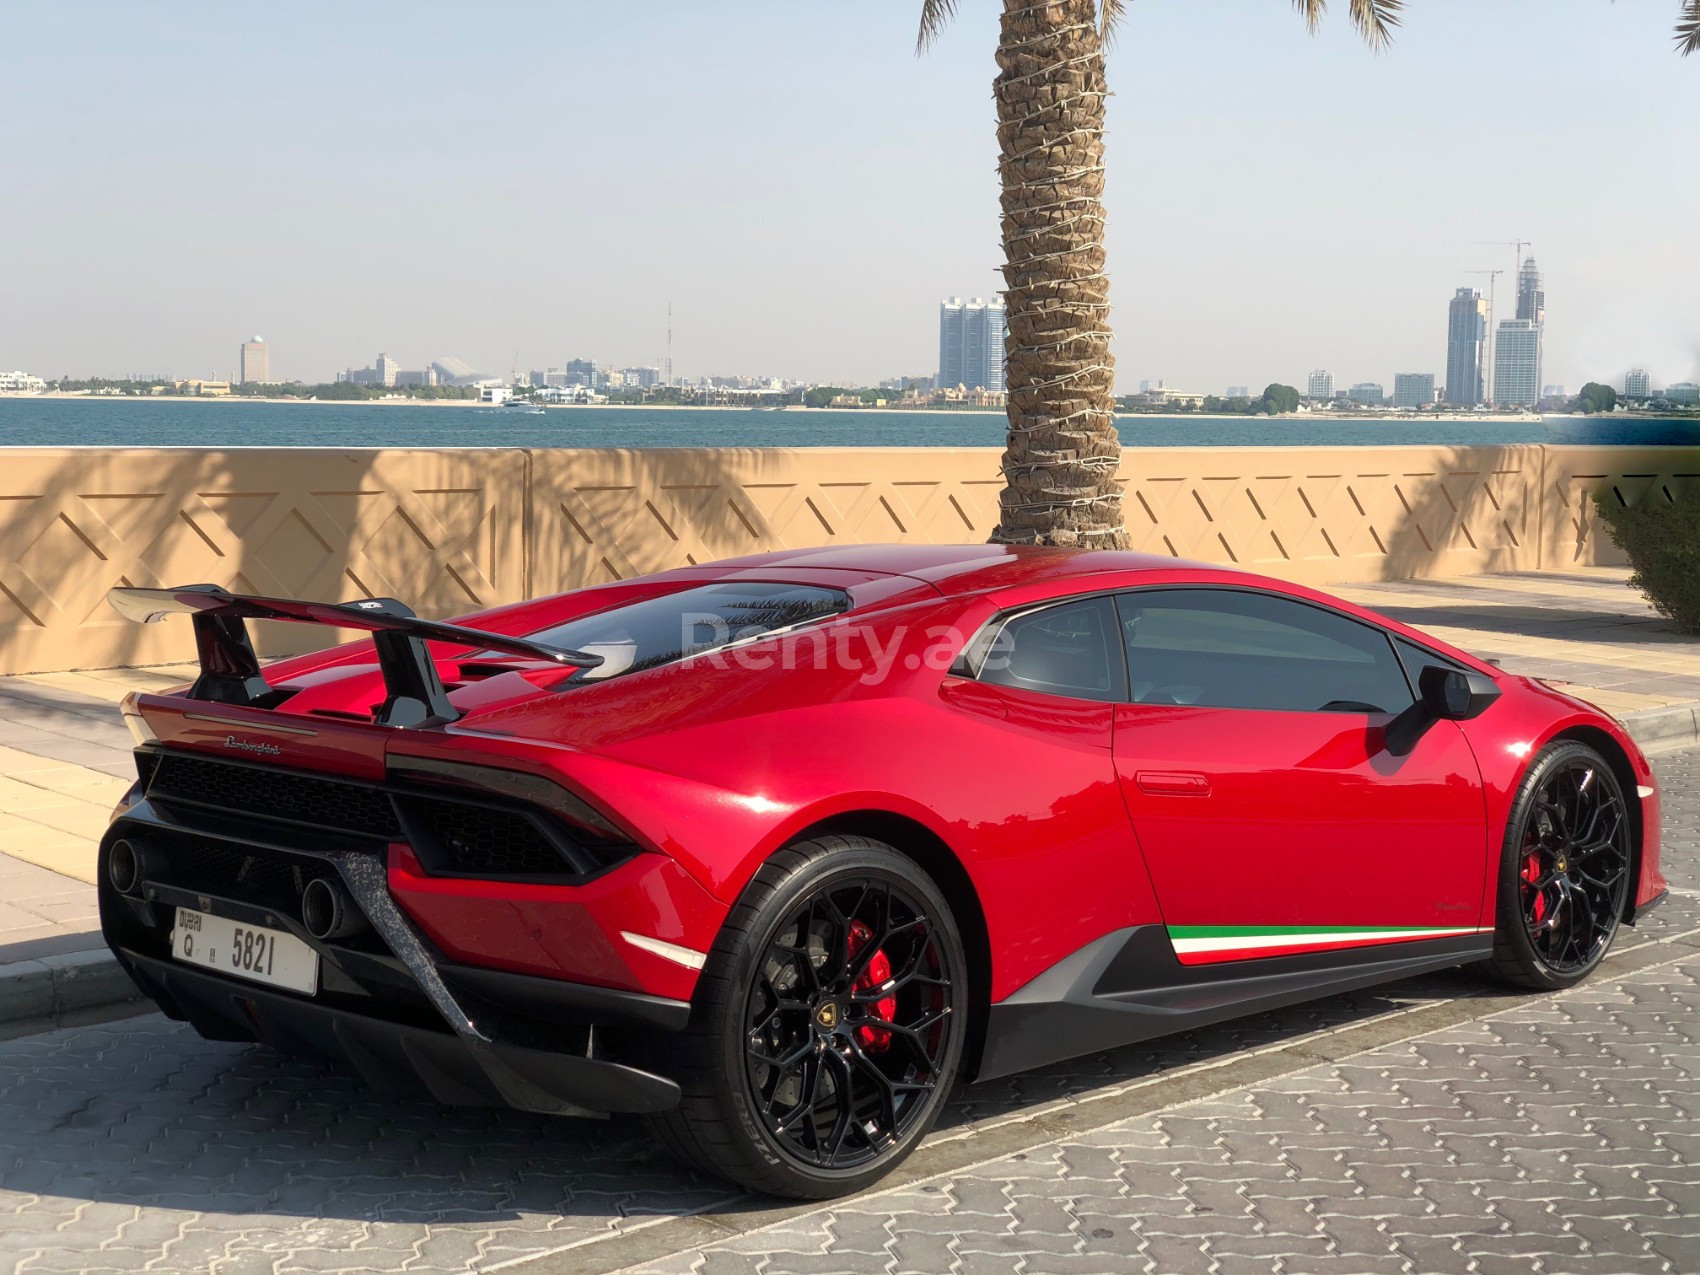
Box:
[697, 544, 1199, 597]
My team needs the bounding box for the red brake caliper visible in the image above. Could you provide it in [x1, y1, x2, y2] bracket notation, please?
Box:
[848, 919, 895, 1052]
[1522, 850, 1546, 922]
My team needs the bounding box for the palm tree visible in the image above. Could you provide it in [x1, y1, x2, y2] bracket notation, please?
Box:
[918, 0, 1694, 548]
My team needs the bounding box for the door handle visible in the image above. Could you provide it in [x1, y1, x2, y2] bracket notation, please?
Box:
[939, 679, 1007, 719]
[1135, 770, 1211, 797]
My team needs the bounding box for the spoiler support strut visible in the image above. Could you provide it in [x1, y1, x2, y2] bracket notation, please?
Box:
[108, 583, 604, 728]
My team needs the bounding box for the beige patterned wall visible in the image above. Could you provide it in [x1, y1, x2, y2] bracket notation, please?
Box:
[0, 443, 1688, 674]
[524, 445, 1545, 591]
[1539, 446, 1700, 570]
[0, 449, 526, 673]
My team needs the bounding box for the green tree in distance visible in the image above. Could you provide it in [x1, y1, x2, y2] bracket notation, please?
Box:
[1577, 382, 1618, 414]
[1262, 384, 1302, 415]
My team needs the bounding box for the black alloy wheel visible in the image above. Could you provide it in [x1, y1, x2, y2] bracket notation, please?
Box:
[743, 873, 954, 1171]
[1489, 741, 1634, 989]
[644, 836, 968, 1198]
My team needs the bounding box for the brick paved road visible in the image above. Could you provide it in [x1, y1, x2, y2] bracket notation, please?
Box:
[3, 747, 1697, 1275]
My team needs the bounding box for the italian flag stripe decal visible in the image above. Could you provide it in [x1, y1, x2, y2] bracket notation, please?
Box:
[1167, 924, 1492, 965]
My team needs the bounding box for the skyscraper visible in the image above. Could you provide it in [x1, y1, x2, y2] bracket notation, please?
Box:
[1493, 320, 1541, 407]
[1625, 369, 1652, 399]
[938, 297, 1006, 392]
[1393, 372, 1436, 408]
[1515, 256, 1545, 324]
[1307, 369, 1334, 400]
[1445, 288, 1486, 405]
[239, 336, 269, 385]
[1510, 255, 1545, 403]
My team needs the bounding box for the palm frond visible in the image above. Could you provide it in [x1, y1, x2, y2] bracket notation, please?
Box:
[1292, 0, 1326, 34]
[1679, 0, 1700, 56]
[1294, 0, 1401, 49]
[916, 0, 959, 53]
[1348, 0, 1403, 50]
[1099, 0, 1129, 42]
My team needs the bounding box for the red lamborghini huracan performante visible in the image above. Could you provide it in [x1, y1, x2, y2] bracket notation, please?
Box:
[99, 545, 1666, 1197]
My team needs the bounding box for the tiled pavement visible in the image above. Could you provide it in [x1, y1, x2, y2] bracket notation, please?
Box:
[0, 856, 98, 962]
[0, 745, 1695, 1274]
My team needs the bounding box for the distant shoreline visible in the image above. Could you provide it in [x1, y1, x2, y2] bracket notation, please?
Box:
[0, 394, 1568, 423]
[0, 393, 1009, 415]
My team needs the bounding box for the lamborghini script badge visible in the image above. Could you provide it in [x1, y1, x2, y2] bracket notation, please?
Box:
[224, 735, 281, 757]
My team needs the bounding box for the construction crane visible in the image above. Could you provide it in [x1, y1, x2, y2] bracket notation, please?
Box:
[1478, 239, 1532, 297]
[1464, 269, 1504, 406]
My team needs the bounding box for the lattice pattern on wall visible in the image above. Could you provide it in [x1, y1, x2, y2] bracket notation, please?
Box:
[528, 446, 1543, 593]
[1118, 447, 1541, 582]
[1541, 447, 1700, 568]
[1, 444, 1689, 674]
[0, 450, 525, 673]
[527, 449, 1007, 591]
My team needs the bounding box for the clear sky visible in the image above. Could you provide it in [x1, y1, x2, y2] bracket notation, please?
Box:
[2, 1, 1695, 392]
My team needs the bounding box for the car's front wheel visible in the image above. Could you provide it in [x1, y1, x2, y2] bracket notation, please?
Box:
[645, 835, 968, 1198]
[1487, 740, 1634, 990]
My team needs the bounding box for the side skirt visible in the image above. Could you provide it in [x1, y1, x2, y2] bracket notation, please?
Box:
[976, 924, 1494, 1081]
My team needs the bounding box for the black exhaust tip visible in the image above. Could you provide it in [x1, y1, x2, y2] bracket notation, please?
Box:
[301, 877, 367, 940]
[108, 838, 147, 895]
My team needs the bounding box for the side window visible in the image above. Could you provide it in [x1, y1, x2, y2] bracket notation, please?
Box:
[976, 597, 1126, 703]
[1114, 589, 1413, 714]
[1395, 637, 1466, 692]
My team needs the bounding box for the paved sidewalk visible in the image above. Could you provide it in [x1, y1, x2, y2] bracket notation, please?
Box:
[0, 665, 195, 1024]
[1332, 566, 1700, 727]
[0, 856, 99, 962]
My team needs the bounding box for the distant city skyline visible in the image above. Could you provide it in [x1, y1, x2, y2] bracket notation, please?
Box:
[2, 4, 1696, 392]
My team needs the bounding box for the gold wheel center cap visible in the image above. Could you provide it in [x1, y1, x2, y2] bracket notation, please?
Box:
[1557, 856, 1569, 873]
[815, 1001, 841, 1030]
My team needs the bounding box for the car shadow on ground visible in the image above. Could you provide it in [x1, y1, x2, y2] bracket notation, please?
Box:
[0, 966, 1509, 1232]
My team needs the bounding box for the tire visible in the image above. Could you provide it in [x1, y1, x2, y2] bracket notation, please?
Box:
[1486, 740, 1634, 990]
[644, 835, 969, 1198]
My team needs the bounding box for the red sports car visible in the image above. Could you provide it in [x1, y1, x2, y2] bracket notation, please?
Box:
[99, 545, 1666, 1198]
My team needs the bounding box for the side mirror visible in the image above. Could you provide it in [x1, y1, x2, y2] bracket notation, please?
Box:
[1418, 665, 1500, 721]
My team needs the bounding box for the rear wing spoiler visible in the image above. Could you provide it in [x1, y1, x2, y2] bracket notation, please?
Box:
[107, 584, 603, 728]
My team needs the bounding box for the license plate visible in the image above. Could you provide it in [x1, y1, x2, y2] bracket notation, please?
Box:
[171, 907, 319, 995]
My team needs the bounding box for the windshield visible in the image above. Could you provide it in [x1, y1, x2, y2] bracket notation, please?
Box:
[521, 582, 851, 680]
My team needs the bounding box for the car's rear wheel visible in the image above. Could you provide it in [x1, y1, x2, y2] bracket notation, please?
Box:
[645, 835, 967, 1198]
[1487, 740, 1633, 990]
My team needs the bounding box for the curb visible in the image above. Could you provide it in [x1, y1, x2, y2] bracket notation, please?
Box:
[1623, 701, 1700, 752]
[0, 946, 147, 1038]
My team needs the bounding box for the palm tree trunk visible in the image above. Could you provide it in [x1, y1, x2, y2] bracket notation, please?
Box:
[992, 0, 1127, 548]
